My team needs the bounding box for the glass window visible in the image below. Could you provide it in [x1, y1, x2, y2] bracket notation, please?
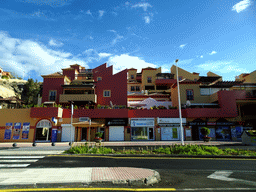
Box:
[147, 77, 152, 83]
[131, 75, 134, 79]
[131, 127, 148, 140]
[103, 90, 111, 97]
[97, 77, 102, 81]
[49, 91, 56, 101]
[136, 86, 140, 91]
[131, 86, 135, 91]
[186, 89, 194, 100]
[178, 76, 182, 81]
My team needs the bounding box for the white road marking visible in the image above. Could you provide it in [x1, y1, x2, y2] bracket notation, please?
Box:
[0, 156, 44, 159]
[207, 171, 256, 186]
[0, 164, 30, 168]
[0, 160, 38, 162]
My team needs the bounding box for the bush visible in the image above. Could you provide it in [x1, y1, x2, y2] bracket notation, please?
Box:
[200, 127, 210, 136]
[95, 132, 103, 138]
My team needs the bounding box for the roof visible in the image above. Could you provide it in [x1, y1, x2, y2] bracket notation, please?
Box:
[70, 64, 80, 66]
[41, 72, 65, 78]
[197, 76, 221, 83]
[62, 67, 76, 70]
[128, 68, 137, 70]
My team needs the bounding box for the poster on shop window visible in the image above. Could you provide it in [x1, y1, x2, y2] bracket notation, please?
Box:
[12, 122, 21, 140]
[4, 123, 12, 140]
[216, 126, 230, 140]
[22, 122, 30, 139]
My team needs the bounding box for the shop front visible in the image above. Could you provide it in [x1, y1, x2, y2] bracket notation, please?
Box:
[130, 118, 155, 141]
[215, 121, 235, 141]
[157, 118, 186, 141]
[106, 118, 128, 141]
[188, 119, 207, 141]
[35, 119, 53, 142]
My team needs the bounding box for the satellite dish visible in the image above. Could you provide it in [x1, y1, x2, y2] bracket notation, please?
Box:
[110, 101, 114, 108]
[186, 100, 191, 106]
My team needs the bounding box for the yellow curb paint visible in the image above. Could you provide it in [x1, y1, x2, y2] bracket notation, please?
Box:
[0, 188, 176, 191]
[48, 155, 256, 160]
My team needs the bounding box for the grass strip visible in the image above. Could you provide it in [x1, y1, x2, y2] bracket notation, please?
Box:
[63, 143, 256, 156]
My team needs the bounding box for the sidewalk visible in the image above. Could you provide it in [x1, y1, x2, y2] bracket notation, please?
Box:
[0, 167, 159, 186]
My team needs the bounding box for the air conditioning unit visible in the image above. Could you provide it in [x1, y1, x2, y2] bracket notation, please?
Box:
[79, 117, 90, 122]
[186, 100, 191, 106]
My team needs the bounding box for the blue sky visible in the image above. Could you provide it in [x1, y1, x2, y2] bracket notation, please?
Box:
[0, 0, 255, 81]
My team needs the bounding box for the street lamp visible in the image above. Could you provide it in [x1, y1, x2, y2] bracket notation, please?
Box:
[69, 101, 74, 146]
[175, 59, 184, 145]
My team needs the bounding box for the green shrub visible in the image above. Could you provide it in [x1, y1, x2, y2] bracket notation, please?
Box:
[200, 127, 210, 136]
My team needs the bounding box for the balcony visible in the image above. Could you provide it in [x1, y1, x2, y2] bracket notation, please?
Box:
[79, 69, 93, 73]
[59, 94, 96, 103]
[155, 79, 176, 85]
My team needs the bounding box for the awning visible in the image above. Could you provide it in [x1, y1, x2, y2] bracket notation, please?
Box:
[72, 121, 105, 128]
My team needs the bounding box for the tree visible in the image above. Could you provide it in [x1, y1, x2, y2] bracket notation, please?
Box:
[22, 79, 41, 105]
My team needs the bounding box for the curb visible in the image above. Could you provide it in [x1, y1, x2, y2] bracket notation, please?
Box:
[56, 153, 256, 159]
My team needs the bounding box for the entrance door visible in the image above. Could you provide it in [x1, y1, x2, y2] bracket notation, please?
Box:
[35, 119, 52, 142]
[109, 126, 124, 141]
[149, 127, 154, 140]
[81, 128, 87, 141]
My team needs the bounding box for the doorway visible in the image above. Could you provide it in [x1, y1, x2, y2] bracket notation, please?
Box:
[81, 128, 87, 141]
[149, 127, 154, 140]
[35, 119, 52, 142]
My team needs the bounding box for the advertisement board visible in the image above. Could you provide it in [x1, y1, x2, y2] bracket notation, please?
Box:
[12, 122, 22, 140]
[4, 123, 12, 140]
[216, 126, 230, 140]
[22, 122, 30, 139]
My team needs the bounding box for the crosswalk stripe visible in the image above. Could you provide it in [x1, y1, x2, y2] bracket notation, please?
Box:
[0, 160, 38, 162]
[0, 164, 30, 167]
[0, 156, 44, 159]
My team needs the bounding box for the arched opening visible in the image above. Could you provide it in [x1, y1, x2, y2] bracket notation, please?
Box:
[35, 119, 52, 142]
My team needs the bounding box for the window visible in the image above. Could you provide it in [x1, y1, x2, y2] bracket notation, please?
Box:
[200, 88, 210, 96]
[147, 77, 152, 83]
[131, 86, 135, 91]
[103, 90, 111, 97]
[136, 86, 140, 91]
[131, 75, 134, 79]
[186, 89, 194, 100]
[97, 77, 102, 81]
[49, 90, 56, 101]
[145, 85, 155, 90]
[178, 76, 182, 81]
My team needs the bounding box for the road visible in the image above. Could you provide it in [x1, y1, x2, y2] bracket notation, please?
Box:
[1, 155, 256, 191]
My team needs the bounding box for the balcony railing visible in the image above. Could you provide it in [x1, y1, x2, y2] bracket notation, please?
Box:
[79, 69, 93, 73]
[59, 94, 96, 103]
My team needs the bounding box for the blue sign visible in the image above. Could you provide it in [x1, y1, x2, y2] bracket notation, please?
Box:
[13, 123, 21, 140]
[22, 122, 30, 139]
[216, 126, 230, 141]
[51, 129, 57, 142]
[4, 123, 13, 140]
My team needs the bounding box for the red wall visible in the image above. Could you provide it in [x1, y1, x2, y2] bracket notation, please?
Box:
[96, 69, 127, 106]
[30, 107, 60, 118]
[92, 63, 113, 82]
[63, 70, 75, 81]
[70, 65, 80, 72]
[42, 78, 64, 103]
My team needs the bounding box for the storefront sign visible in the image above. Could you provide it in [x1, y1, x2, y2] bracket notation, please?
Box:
[131, 118, 155, 127]
[207, 122, 216, 126]
[188, 122, 206, 126]
[216, 122, 235, 126]
[4, 123, 12, 140]
[106, 118, 128, 126]
[22, 122, 30, 139]
[12, 122, 21, 140]
[158, 118, 186, 124]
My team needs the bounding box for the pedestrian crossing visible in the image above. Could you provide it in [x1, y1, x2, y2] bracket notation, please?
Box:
[0, 156, 44, 168]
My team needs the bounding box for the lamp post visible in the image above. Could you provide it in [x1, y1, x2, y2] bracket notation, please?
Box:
[175, 59, 184, 145]
[70, 101, 74, 146]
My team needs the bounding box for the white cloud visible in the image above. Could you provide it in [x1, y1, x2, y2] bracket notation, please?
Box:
[232, 0, 251, 13]
[200, 55, 203, 58]
[108, 30, 117, 33]
[49, 39, 63, 47]
[107, 54, 157, 74]
[112, 34, 124, 45]
[86, 10, 92, 16]
[144, 16, 150, 24]
[98, 53, 112, 58]
[132, 2, 152, 11]
[197, 60, 250, 80]
[209, 51, 217, 55]
[0, 31, 88, 79]
[99, 10, 105, 18]
[179, 44, 186, 49]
